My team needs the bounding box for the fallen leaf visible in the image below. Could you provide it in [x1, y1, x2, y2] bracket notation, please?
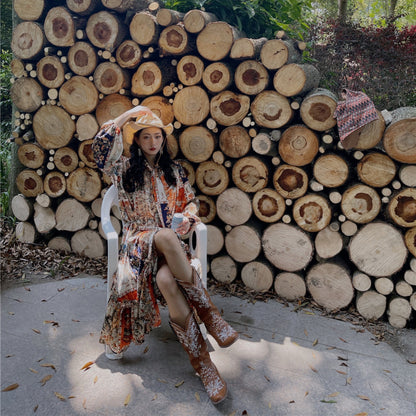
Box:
[33, 405, 39, 412]
[32, 329, 41, 334]
[242, 333, 252, 339]
[124, 393, 131, 406]
[328, 392, 339, 397]
[304, 311, 315, 315]
[347, 377, 352, 384]
[57, 288, 65, 292]
[195, 392, 200, 402]
[44, 320, 59, 327]
[336, 370, 347, 375]
[41, 363, 56, 371]
[1, 383, 19, 392]
[68, 396, 76, 399]
[80, 361, 94, 371]
[152, 394, 157, 401]
[305, 391, 309, 397]
[408, 359, 416, 364]
[72, 319, 80, 322]
[321, 399, 337, 403]
[158, 379, 167, 383]
[228, 412, 236, 416]
[354, 413, 368, 416]
[304, 329, 308, 337]
[383, 369, 391, 373]
[8, 312, 15, 315]
[338, 356, 348, 361]
[175, 380, 184, 388]
[313, 339, 318, 346]
[40, 375, 52, 386]
[264, 375, 270, 382]
[309, 365, 318, 373]
[339, 337, 348, 343]
[5, 354, 15, 358]
[292, 341, 300, 346]
[29, 368, 38, 374]
[143, 346, 149, 354]
[93, 376, 98, 384]
[247, 365, 255, 370]
[358, 395, 370, 401]
[82, 399, 87, 409]
[54, 392, 66, 401]
[24, 287, 31, 291]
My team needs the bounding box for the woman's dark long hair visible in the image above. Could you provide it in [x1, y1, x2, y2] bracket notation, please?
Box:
[123, 129, 176, 192]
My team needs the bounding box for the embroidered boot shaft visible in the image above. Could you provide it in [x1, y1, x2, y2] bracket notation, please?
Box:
[170, 312, 228, 404]
[177, 268, 239, 348]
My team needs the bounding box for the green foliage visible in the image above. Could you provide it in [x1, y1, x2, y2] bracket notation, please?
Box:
[0, 49, 12, 216]
[162, 0, 312, 39]
[0, 0, 13, 50]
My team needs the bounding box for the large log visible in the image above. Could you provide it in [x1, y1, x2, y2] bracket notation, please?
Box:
[388, 188, 416, 228]
[399, 165, 416, 187]
[183, 9, 218, 34]
[176, 55, 204, 86]
[274, 272, 306, 301]
[206, 224, 224, 256]
[273, 64, 320, 97]
[59, 76, 99, 115]
[293, 194, 332, 232]
[156, 8, 185, 27]
[173, 86, 210, 125]
[16, 170, 44, 198]
[93, 62, 130, 95]
[234, 60, 269, 96]
[262, 223, 313, 271]
[313, 154, 349, 188]
[17, 143, 46, 170]
[252, 188, 285, 223]
[216, 187, 252, 226]
[356, 291, 386, 320]
[66, 0, 100, 16]
[210, 255, 237, 284]
[195, 161, 229, 196]
[78, 139, 97, 168]
[36, 56, 66, 89]
[33, 202, 56, 234]
[33, 105, 75, 149]
[76, 114, 100, 141]
[86, 11, 127, 52]
[129, 11, 159, 46]
[315, 226, 343, 259]
[116, 40, 142, 69]
[356, 152, 396, 187]
[55, 198, 91, 231]
[66, 167, 102, 202]
[260, 39, 302, 70]
[197, 195, 216, 224]
[158, 24, 194, 56]
[179, 126, 215, 163]
[202, 62, 233, 93]
[48, 236, 71, 252]
[252, 132, 277, 157]
[219, 126, 251, 158]
[16, 222, 37, 244]
[53, 147, 79, 173]
[374, 277, 394, 295]
[95, 93, 133, 126]
[44, 7, 76, 47]
[141, 96, 174, 125]
[71, 229, 105, 258]
[10, 78, 43, 113]
[225, 225, 261, 263]
[232, 156, 268, 193]
[404, 227, 416, 257]
[67, 41, 98, 76]
[230, 37, 268, 60]
[273, 165, 308, 199]
[11, 194, 34, 222]
[349, 222, 408, 277]
[210, 90, 250, 126]
[306, 262, 354, 311]
[102, 0, 157, 13]
[44, 171, 66, 197]
[241, 261, 274, 292]
[12, 22, 46, 60]
[14, 0, 45, 21]
[388, 297, 412, 329]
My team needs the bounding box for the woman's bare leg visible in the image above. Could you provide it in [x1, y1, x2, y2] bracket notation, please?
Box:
[153, 229, 192, 283]
[156, 263, 190, 327]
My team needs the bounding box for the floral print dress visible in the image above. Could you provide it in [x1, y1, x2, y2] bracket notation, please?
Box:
[92, 122, 200, 354]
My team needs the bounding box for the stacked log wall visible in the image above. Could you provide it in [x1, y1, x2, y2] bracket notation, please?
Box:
[10, 0, 416, 328]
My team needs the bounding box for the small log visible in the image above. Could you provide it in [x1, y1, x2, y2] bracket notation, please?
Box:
[356, 291, 386, 320]
[10, 59, 26, 78]
[341, 184, 381, 224]
[195, 161, 229, 196]
[76, 114, 99, 141]
[66, 0, 100, 16]
[210, 90, 250, 127]
[399, 165, 416, 187]
[172, 85, 211, 124]
[44, 7, 76, 47]
[341, 110, 385, 150]
[11, 194, 34, 222]
[156, 8, 185, 26]
[141, 96, 174, 125]
[202, 62, 233, 93]
[234, 60, 269, 96]
[98, 215, 121, 239]
[177, 160, 195, 185]
[274, 272, 306, 301]
[67, 41, 98, 76]
[404, 227, 416, 257]
[241, 261, 274, 292]
[179, 126, 215, 163]
[16, 221, 37, 243]
[93, 62, 130, 95]
[352, 271, 372, 292]
[357, 152, 396, 188]
[349, 222, 408, 277]
[340, 220, 358, 237]
[10, 78, 43, 113]
[129, 11, 159, 46]
[251, 90, 293, 129]
[252, 132, 277, 157]
[102, 0, 157, 12]
[36, 193, 51, 208]
[273, 64, 320, 97]
[14, 0, 45, 21]
[33, 202, 56, 234]
[252, 188, 285, 223]
[230, 37, 268, 60]
[12, 22, 46, 60]
[206, 224, 224, 256]
[71, 229, 105, 258]
[176, 55, 204, 87]
[17, 143, 46, 169]
[293, 194, 331, 232]
[396, 280, 413, 297]
[197, 195, 216, 224]
[43, 171, 66, 197]
[55, 198, 91, 231]
[36, 56, 65, 89]
[262, 223, 313, 271]
[306, 262, 354, 311]
[95, 93, 132, 126]
[91, 197, 103, 218]
[260, 39, 302, 70]
[232, 156, 268, 193]
[383, 108, 416, 163]
[48, 236, 71, 252]
[300, 88, 338, 132]
[219, 126, 251, 158]
[273, 164, 308, 199]
[225, 225, 262, 263]
[313, 154, 349, 188]
[388, 297, 412, 328]
[410, 293, 416, 311]
[210, 255, 237, 284]
[67, 167, 102, 202]
[116, 40, 142, 69]
[374, 277, 394, 295]
[315, 226, 343, 259]
[212, 151, 224, 165]
[60, 76, 99, 115]
[78, 139, 97, 168]
[159, 24, 194, 56]
[53, 147, 79, 173]
[388, 188, 416, 228]
[216, 187, 252, 226]
[166, 133, 178, 159]
[86, 11, 127, 52]
[183, 9, 218, 34]
[404, 269, 416, 286]
[16, 170, 44, 198]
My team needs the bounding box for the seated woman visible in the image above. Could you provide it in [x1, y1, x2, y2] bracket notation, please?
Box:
[92, 106, 238, 404]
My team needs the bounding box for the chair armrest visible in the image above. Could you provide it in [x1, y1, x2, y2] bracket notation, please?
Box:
[189, 223, 208, 285]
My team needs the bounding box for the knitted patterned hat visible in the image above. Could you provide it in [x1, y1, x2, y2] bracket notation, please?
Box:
[333, 89, 378, 142]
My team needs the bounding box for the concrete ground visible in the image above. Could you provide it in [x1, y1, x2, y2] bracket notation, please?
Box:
[1, 274, 415, 416]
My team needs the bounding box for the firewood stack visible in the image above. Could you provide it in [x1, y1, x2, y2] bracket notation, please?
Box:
[9, 0, 416, 328]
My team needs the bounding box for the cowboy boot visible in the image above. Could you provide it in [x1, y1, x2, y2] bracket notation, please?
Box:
[170, 312, 228, 404]
[176, 268, 239, 348]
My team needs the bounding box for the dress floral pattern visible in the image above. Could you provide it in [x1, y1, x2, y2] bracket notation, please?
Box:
[92, 121, 200, 354]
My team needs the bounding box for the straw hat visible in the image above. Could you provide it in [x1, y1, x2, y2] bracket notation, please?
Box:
[122, 106, 174, 155]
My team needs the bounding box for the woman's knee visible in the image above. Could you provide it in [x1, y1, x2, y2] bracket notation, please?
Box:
[156, 266, 177, 294]
[154, 228, 180, 254]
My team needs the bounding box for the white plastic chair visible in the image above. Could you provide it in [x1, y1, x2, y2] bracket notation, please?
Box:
[101, 185, 208, 359]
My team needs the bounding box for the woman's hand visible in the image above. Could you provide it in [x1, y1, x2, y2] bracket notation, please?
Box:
[175, 216, 190, 235]
[113, 105, 147, 128]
